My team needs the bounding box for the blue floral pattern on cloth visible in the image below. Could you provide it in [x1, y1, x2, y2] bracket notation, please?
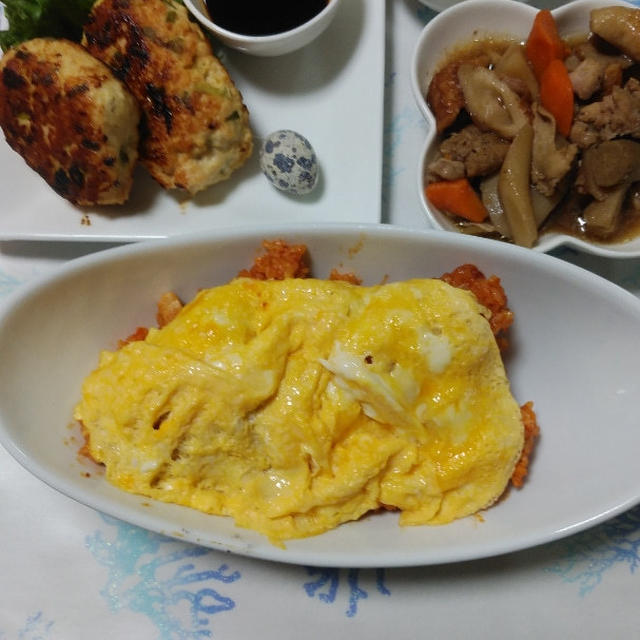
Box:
[546, 505, 640, 596]
[85, 515, 240, 639]
[382, 98, 429, 219]
[304, 567, 391, 617]
[0, 271, 23, 299]
[0, 612, 55, 640]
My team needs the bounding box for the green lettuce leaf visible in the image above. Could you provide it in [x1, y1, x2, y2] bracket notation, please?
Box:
[0, 0, 96, 51]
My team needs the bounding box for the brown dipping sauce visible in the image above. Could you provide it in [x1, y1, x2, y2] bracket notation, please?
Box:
[205, 0, 329, 36]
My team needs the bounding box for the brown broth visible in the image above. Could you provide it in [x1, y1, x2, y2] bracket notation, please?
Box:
[544, 187, 640, 245]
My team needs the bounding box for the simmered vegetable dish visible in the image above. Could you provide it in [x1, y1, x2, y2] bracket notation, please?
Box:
[425, 6, 640, 247]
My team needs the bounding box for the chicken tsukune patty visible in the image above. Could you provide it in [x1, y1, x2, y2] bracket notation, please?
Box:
[82, 0, 253, 194]
[0, 37, 140, 206]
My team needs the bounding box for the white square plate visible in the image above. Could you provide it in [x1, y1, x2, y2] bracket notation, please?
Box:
[0, 0, 384, 241]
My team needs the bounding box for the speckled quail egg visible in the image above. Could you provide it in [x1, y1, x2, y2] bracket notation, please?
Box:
[259, 130, 318, 195]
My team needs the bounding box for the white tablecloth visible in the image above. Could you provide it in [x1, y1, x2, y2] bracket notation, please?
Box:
[2, 1, 640, 637]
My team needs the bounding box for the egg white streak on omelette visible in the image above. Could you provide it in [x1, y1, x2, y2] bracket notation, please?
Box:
[74, 277, 525, 544]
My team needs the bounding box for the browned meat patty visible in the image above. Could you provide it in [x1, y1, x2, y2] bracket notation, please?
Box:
[0, 37, 140, 206]
[82, 0, 253, 194]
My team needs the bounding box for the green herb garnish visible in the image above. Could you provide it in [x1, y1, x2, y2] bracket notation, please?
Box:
[0, 0, 96, 50]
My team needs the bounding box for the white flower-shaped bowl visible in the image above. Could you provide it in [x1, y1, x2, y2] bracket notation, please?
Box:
[411, 0, 640, 257]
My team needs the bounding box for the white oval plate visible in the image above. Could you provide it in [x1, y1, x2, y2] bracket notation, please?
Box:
[1, 223, 640, 567]
[411, 0, 640, 258]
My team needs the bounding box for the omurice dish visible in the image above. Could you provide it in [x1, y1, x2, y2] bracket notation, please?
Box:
[75, 274, 525, 544]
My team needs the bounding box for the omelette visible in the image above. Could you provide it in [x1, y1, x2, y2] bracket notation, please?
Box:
[74, 276, 526, 544]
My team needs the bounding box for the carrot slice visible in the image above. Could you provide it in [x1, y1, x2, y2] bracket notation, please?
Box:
[540, 58, 574, 137]
[425, 178, 488, 223]
[525, 9, 567, 81]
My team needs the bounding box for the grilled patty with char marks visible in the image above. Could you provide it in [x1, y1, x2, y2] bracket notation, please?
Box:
[82, 0, 253, 194]
[0, 37, 140, 206]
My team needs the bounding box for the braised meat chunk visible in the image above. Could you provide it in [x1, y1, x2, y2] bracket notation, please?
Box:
[590, 6, 640, 61]
[570, 78, 640, 149]
[429, 125, 510, 181]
